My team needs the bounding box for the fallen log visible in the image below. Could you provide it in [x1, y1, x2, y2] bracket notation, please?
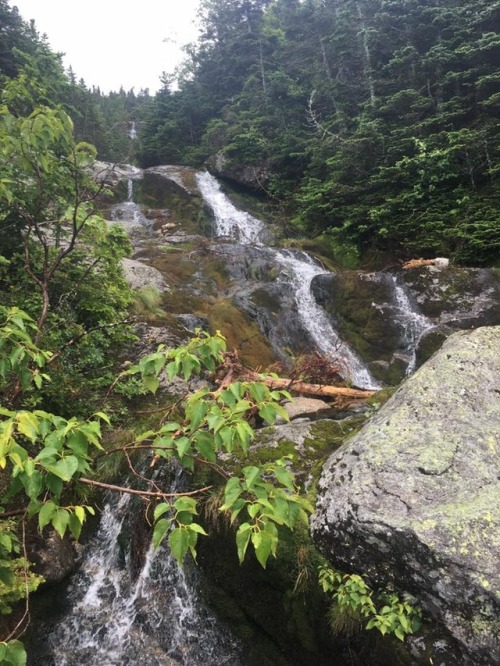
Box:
[243, 372, 376, 399]
[215, 351, 377, 401]
[402, 257, 436, 270]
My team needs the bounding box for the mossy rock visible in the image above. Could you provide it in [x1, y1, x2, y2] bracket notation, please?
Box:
[313, 272, 405, 374]
[207, 298, 276, 369]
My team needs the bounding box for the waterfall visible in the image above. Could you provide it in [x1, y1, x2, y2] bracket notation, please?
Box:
[196, 170, 379, 389]
[127, 178, 134, 202]
[390, 275, 433, 374]
[129, 121, 137, 140]
[110, 172, 150, 231]
[275, 249, 380, 389]
[43, 492, 242, 665]
[196, 171, 265, 245]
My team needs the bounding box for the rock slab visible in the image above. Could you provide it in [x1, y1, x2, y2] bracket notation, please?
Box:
[311, 326, 500, 664]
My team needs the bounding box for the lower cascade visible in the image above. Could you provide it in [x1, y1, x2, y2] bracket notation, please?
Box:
[37, 493, 242, 666]
[274, 249, 380, 389]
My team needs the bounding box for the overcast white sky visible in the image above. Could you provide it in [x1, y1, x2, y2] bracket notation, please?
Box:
[11, 0, 201, 92]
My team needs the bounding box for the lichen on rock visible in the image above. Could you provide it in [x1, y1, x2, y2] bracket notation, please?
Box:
[311, 326, 500, 664]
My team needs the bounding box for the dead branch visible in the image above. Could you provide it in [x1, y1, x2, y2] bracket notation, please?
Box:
[215, 351, 376, 400]
[402, 258, 436, 270]
[78, 477, 212, 498]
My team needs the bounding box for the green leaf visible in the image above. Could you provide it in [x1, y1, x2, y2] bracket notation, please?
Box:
[273, 465, 295, 491]
[0, 568, 15, 586]
[154, 503, 171, 521]
[45, 474, 63, 497]
[23, 470, 43, 499]
[236, 523, 252, 563]
[66, 431, 89, 457]
[74, 505, 86, 524]
[153, 518, 171, 549]
[251, 528, 276, 568]
[187, 522, 207, 536]
[169, 528, 190, 565]
[174, 497, 197, 513]
[51, 508, 70, 538]
[143, 375, 160, 394]
[38, 501, 57, 529]
[93, 411, 111, 425]
[248, 503, 260, 518]
[45, 456, 79, 481]
[229, 497, 245, 524]
[258, 403, 279, 425]
[175, 436, 191, 458]
[68, 513, 82, 540]
[159, 422, 181, 433]
[193, 432, 216, 463]
[4, 640, 27, 666]
[16, 412, 39, 442]
[243, 466, 261, 490]
[248, 383, 269, 402]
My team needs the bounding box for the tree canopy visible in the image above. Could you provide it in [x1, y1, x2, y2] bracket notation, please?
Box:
[138, 0, 500, 264]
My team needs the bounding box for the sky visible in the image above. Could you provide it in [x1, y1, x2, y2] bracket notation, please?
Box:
[11, 0, 201, 93]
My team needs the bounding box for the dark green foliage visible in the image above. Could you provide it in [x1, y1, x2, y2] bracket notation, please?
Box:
[139, 0, 500, 265]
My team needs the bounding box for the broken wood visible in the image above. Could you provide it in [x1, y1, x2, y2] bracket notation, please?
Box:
[215, 351, 376, 400]
[243, 372, 376, 399]
[402, 257, 436, 270]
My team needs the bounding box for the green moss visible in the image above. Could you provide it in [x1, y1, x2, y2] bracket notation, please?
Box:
[207, 298, 276, 369]
[204, 258, 231, 291]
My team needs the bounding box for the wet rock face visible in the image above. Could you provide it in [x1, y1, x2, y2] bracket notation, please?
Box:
[312, 266, 500, 385]
[214, 244, 317, 362]
[404, 265, 500, 326]
[28, 531, 80, 585]
[311, 326, 500, 665]
[206, 151, 271, 191]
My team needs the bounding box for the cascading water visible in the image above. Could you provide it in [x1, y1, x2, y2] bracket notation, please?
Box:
[196, 171, 265, 245]
[390, 274, 433, 373]
[109, 170, 153, 238]
[41, 488, 242, 666]
[196, 171, 379, 389]
[275, 250, 379, 388]
[127, 178, 134, 202]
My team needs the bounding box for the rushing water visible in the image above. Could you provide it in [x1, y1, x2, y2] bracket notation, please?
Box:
[196, 171, 265, 245]
[196, 170, 380, 389]
[274, 249, 379, 388]
[40, 490, 242, 666]
[390, 275, 433, 373]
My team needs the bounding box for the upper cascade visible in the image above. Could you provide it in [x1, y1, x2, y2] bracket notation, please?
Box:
[196, 171, 265, 245]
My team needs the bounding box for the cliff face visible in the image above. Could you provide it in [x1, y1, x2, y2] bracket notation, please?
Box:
[311, 326, 500, 665]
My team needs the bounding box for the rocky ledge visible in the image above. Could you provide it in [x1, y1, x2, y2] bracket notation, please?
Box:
[311, 326, 500, 665]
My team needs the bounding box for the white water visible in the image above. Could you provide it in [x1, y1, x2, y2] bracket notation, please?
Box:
[129, 121, 137, 140]
[390, 275, 433, 374]
[47, 493, 241, 665]
[196, 170, 379, 388]
[275, 250, 380, 388]
[196, 171, 265, 245]
[110, 177, 149, 231]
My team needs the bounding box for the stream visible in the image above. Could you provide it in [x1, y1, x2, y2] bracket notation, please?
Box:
[27, 163, 500, 665]
[196, 171, 380, 388]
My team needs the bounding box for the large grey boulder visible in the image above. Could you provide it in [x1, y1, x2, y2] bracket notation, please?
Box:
[311, 326, 500, 664]
[122, 258, 167, 291]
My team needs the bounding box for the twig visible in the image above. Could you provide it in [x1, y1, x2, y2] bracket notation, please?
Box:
[78, 477, 212, 498]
